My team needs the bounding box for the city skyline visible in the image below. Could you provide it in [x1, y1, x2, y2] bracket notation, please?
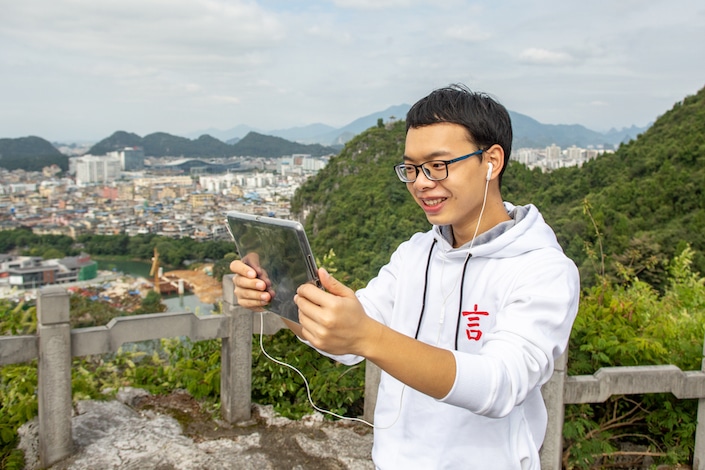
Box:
[1, 0, 704, 141]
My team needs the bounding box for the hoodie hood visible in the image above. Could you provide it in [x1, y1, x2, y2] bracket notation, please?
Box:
[432, 202, 563, 259]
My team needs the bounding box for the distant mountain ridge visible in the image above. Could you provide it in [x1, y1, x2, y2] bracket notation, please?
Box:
[86, 130, 337, 158]
[191, 105, 649, 149]
[189, 105, 412, 146]
[0, 105, 651, 167]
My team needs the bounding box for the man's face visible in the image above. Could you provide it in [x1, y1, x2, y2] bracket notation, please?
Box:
[403, 122, 488, 246]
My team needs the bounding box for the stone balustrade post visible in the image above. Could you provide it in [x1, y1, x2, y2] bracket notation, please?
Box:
[220, 275, 254, 422]
[693, 335, 705, 469]
[540, 350, 568, 470]
[37, 286, 73, 467]
[363, 362, 381, 424]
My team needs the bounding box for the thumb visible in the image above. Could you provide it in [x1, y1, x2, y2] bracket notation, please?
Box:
[319, 268, 354, 297]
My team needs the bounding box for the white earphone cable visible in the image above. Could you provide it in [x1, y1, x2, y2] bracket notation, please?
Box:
[469, 168, 491, 252]
[257, 311, 404, 429]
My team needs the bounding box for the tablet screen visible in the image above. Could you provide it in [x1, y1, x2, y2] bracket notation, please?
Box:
[226, 211, 320, 323]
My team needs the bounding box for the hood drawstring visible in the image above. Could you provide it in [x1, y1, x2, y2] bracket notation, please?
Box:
[414, 238, 472, 350]
[453, 253, 473, 350]
[413, 239, 436, 340]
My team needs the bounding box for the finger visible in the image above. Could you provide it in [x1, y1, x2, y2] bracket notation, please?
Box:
[235, 287, 270, 309]
[320, 268, 355, 297]
[296, 282, 329, 307]
[302, 268, 355, 302]
[235, 275, 268, 292]
[295, 300, 325, 342]
[230, 260, 256, 277]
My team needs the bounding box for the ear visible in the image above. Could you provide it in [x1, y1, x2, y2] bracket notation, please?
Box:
[483, 144, 505, 180]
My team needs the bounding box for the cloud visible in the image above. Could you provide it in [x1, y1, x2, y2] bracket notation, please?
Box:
[1, 0, 703, 139]
[1, 0, 285, 67]
[444, 25, 492, 43]
[330, 0, 418, 10]
[519, 48, 574, 66]
[210, 94, 242, 105]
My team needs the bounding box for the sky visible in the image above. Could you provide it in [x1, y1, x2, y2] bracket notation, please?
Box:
[1, 0, 704, 142]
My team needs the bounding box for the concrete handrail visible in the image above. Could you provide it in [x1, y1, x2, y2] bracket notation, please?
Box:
[1, 276, 704, 468]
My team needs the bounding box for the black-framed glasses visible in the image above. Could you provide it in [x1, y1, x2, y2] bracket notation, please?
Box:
[393, 149, 484, 183]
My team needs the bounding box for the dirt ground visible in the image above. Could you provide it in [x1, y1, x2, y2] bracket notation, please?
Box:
[133, 391, 371, 469]
[165, 266, 223, 304]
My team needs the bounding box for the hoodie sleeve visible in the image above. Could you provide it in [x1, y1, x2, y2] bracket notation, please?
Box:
[440, 251, 580, 417]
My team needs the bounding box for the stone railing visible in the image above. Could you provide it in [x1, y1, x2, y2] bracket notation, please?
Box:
[1, 275, 705, 469]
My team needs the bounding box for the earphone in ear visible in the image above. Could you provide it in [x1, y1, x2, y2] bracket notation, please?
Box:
[486, 162, 493, 181]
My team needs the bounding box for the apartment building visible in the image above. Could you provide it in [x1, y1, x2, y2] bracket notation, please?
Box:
[0, 254, 97, 290]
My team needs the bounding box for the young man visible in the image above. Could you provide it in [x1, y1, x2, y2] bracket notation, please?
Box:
[231, 84, 580, 469]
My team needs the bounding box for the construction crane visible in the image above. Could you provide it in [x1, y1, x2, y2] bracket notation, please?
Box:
[149, 247, 161, 293]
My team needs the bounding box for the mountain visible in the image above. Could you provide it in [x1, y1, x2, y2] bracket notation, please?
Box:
[190, 105, 411, 146]
[87, 131, 143, 155]
[267, 123, 337, 143]
[86, 130, 337, 159]
[0, 135, 64, 158]
[87, 131, 235, 158]
[231, 132, 336, 158]
[191, 104, 648, 149]
[292, 85, 705, 291]
[510, 112, 614, 149]
[0, 104, 651, 167]
[0, 136, 68, 171]
[187, 124, 257, 142]
[300, 105, 412, 146]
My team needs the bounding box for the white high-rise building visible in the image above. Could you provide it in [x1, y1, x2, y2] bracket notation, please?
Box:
[545, 144, 561, 161]
[566, 145, 583, 160]
[74, 155, 121, 186]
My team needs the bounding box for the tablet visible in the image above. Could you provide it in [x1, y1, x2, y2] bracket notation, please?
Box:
[225, 211, 321, 323]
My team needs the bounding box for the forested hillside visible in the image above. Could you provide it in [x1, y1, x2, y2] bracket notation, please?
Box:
[291, 120, 428, 287]
[523, 86, 705, 289]
[293, 86, 705, 291]
[0, 136, 68, 171]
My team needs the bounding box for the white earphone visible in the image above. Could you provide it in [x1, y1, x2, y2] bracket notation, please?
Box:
[486, 162, 493, 181]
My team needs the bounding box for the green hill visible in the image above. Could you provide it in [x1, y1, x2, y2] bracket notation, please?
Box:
[293, 87, 705, 291]
[232, 131, 335, 158]
[0, 136, 68, 171]
[87, 131, 337, 158]
[532, 87, 705, 288]
[292, 121, 428, 286]
[86, 131, 143, 155]
[88, 131, 235, 157]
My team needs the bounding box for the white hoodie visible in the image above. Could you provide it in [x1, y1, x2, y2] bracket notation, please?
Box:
[323, 202, 579, 469]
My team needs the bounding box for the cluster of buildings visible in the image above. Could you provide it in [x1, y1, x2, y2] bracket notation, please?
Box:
[513, 144, 612, 171]
[0, 149, 330, 242]
[0, 253, 97, 292]
[1, 142, 603, 243]
[71, 147, 146, 185]
[0, 142, 604, 296]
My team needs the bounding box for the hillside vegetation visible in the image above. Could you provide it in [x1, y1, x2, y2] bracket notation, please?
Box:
[294, 87, 705, 292]
[292, 120, 428, 287]
[0, 136, 68, 171]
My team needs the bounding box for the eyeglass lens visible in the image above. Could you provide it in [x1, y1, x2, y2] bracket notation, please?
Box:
[397, 161, 448, 182]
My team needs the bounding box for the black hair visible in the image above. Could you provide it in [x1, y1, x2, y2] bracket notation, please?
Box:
[406, 84, 513, 180]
